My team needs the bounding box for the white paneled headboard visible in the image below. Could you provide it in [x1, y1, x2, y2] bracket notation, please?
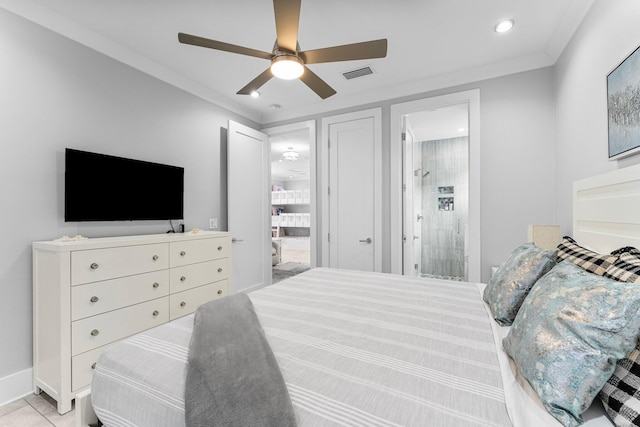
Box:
[573, 163, 640, 253]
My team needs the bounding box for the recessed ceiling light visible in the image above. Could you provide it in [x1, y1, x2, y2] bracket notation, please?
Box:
[458, 128, 466, 132]
[250, 90, 260, 98]
[495, 19, 514, 33]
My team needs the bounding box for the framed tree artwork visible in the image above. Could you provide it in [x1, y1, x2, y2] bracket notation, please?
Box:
[608, 44, 640, 160]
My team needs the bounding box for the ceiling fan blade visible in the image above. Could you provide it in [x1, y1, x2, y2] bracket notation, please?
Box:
[273, 0, 301, 53]
[237, 68, 274, 95]
[300, 39, 388, 64]
[299, 66, 336, 99]
[178, 33, 272, 60]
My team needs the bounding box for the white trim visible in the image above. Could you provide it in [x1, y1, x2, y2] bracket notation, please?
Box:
[390, 90, 481, 282]
[262, 120, 318, 268]
[0, 368, 33, 407]
[320, 108, 382, 271]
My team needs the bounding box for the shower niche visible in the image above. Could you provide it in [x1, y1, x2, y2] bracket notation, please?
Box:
[437, 186, 454, 211]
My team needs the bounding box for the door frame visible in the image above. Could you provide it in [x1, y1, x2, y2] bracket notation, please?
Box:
[320, 108, 382, 271]
[390, 89, 481, 282]
[262, 120, 317, 268]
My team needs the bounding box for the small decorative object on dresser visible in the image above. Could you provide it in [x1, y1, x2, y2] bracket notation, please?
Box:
[32, 231, 232, 414]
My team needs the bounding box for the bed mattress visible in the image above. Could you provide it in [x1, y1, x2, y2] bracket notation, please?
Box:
[90, 268, 611, 426]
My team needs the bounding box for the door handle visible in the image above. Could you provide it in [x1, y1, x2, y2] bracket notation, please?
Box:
[232, 237, 244, 243]
[359, 238, 372, 244]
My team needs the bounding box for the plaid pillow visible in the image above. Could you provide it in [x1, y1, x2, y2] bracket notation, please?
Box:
[604, 252, 640, 284]
[556, 236, 617, 276]
[611, 246, 640, 256]
[600, 341, 640, 426]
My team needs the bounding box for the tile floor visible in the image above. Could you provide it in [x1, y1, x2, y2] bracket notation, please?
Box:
[0, 393, 74, 427]
[281, 248, 310, 264]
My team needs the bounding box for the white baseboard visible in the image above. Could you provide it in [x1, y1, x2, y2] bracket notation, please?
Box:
[0, 368, 33, 407]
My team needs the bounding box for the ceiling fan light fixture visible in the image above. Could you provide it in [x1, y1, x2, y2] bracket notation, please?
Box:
[271, 55, 304, 80]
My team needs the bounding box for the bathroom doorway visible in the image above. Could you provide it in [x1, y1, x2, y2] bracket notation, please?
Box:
[403, 104, 469, 280]
[263, 121, 316, 283]
[390, 89, 480, 282]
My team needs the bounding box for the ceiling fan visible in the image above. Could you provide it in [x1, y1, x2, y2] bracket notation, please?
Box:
[177, 0, 387, 99]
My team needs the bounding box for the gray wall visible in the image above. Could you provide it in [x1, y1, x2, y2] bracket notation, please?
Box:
[554, 0, 640, 232]
[0, 9, 257, 380]
[265, 66, 557, 282]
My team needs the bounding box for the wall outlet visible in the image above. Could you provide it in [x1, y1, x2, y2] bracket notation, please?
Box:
[209, 218, 218, 229]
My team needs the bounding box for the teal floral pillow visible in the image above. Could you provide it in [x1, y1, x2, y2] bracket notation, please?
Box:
[503, 261, 640, 427]
[483, 243, 556, 326]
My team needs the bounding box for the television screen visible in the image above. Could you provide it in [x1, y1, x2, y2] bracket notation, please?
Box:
[65, 148, 184, 222]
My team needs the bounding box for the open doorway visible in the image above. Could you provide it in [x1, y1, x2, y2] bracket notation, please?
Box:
[390, 89, 480, 282]
[403, 104, 469, 280]
[263, 121, 316, 283]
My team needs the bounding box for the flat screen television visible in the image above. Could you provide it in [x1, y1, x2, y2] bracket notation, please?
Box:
[65, 148, 184, 222]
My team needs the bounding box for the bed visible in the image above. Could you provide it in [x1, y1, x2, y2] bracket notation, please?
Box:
[81, 164, 640, 427]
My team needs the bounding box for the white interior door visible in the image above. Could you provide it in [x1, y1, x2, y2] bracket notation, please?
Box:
[323, 109, 381, 271]
[228, 121, 271, 292]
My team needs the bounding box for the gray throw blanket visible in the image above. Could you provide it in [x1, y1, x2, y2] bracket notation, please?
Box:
[185, 293, 297, 427]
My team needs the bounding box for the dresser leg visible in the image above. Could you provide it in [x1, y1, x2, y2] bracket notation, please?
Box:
[57, 398, 73, 415]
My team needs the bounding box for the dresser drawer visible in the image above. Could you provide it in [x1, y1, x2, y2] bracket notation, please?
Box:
[169, 280, 229, 320]
[170, 237, 230, 267]
[71, 270, 169, 321]
[71, 297, 169, 355]
[170, 259, 229, 293]
[71, 345, 109, 392]
[71, 243, 169, 285]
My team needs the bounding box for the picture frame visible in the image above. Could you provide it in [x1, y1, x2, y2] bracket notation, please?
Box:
[607, 44, 640, 160]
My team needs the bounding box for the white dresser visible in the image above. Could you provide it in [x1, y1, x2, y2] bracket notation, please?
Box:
[32, 231, 231, 414]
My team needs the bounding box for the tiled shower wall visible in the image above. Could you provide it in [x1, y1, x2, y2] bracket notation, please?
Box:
[420, 136, 469, 279]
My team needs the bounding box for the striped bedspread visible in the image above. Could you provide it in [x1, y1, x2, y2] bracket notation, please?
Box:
[91, 268, 513, 427]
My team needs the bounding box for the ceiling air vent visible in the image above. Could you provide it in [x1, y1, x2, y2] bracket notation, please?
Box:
[342, 66, 374, 80]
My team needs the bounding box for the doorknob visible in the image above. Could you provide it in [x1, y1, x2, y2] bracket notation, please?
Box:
[231, 237, 244, 243]
[359, 238, 372, 244]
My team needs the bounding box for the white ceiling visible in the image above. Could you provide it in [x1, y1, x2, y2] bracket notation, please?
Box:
[407, 103, 470, 142]
[0, 0, 594, 124]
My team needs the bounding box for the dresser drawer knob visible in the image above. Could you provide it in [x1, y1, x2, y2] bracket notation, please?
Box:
[152, 282, 160, 288]
[91, 362, 96, 370]
[90, 329, 99, 337]
[90, 296, 99, 303]
[180, 301, 186, 307]
[90, 263, 99, 270]
[152, 255, 159, 261]
[217, 246, 223, 251]
[217, 290, 223, 295]
[180, 276, 186, 282]
[217, 267, 223, 273]
[180, 251, 186, 256]
[152, 310, 159, 317]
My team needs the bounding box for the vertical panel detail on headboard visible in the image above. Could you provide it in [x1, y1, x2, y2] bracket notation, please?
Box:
[573, 164, 640, 253]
